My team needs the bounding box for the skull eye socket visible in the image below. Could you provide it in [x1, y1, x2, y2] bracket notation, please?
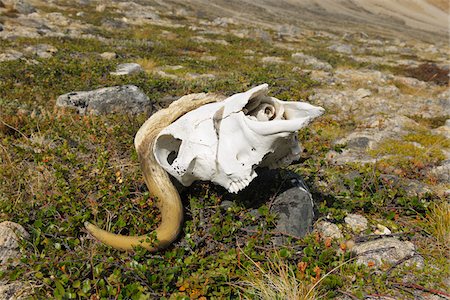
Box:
[154, 134, 182, 167]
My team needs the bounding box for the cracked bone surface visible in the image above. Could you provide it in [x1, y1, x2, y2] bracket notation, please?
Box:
[85, 84, 323, 251]
[154, 83, 324, 193]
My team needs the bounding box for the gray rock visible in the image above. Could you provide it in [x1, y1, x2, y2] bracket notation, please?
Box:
[344, 214, 368, 232]
[352, 237, 424, 268]
[0, 221, 29, 269]
[380, 174, 432, 197]
[0, 50, 23, 62]
[24, 44, 57, 59]
[99, 52, 117, 60]
[315, 221, 343, 240]
[220, 200, 234, 210]
[277, 24, 301, 38]
[261, 56, 284, 64]
[354, 88, 372, 99]
[271, 177, 314, 241]
[56, 85, 152, 115]
[0, 24, 3, 32]
[5, 0, 36, 14]
[328, 44, 353, 54]
[186, 73, 215, 80]
[236, 170, 314, 244]
[291, 52, 332, 71]
[110, 63, 144, 76]
[0, 281, 29, 300]
[377, 85, 400, 96]
[429, 161, 450, 183]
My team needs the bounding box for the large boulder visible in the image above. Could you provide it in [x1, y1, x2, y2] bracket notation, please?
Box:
[56, 85, 152, 115]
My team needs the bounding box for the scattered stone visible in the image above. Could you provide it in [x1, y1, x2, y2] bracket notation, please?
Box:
[352, 237, 424, 268]
[429, 161, 450, 183]
[110, 63, 144, 76]
[271, 177, 314, 242]
[381, 174, 432, 197]
[199, 55, 217, 62]
[249, 29, 271, 42]
[212, 17, 235, 27]
[24, 44, 57, 58]
[277, 24, 301, 39]
[342, 31, 369, 41]
[327, 43, 353, 54]
[186, 73, 215, 80]
[0, 221, 28, 269]
[354, 88, 372, 99]
[0, 281, 29, 300]
[156, 70, 178, 80]
[261, 56, 284, 64]
[163, 65, 183, 71]
[374, 224, 391, 235]
[4, 0, 36, 14]
[0, 50, 23, 62]
[102, 19, 128, 30]
[220, 200, 234, 210]
[120, 2, 159, 22]
[315, 221, 343, 240]
[56, 85, 152, 115]
[100, 52, 117, 60]
[291, 52, 332, 71]
[377, 85, 400, 96]
[344, 214, 368, 233]
[192, 36, 229, 46]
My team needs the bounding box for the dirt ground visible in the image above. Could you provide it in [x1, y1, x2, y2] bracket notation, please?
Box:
[166, 0, 449, 42]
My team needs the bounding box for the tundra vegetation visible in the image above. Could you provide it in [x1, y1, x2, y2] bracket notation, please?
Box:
[0, 0, 449, 299]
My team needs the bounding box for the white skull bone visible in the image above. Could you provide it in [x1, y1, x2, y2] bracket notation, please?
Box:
[153, 84, 324, 193]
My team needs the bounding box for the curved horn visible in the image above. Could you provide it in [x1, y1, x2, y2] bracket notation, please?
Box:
[85, 93, 224, 251]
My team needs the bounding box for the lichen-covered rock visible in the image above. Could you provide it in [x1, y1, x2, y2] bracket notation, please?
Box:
[352, 237, 424, 268]
[345, 214, 368, 233]
[291, 52, 332, 71]
[0, 221, 29, 268]
[56, 85, 152, 115]
[0, 282, 29, 300]
[315, 221, 343, 240]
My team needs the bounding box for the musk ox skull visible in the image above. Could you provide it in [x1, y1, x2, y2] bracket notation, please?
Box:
[85, 84, 324, 251]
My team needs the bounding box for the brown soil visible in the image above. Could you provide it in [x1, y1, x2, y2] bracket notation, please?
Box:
[404, 63, 450, 86]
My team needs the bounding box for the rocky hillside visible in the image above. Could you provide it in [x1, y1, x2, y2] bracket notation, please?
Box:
[0, 0, 449, 299]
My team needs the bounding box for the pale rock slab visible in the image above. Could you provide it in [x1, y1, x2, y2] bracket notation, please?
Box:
[110, 63, 144, 76]
[56, 85, 151, 115]
[352, 237, 424, 268]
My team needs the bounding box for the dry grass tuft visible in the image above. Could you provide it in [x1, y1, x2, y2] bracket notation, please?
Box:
[239, 255, 319, 300]
[136, 58, 158, 73]
[426, 201, 450, 252]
